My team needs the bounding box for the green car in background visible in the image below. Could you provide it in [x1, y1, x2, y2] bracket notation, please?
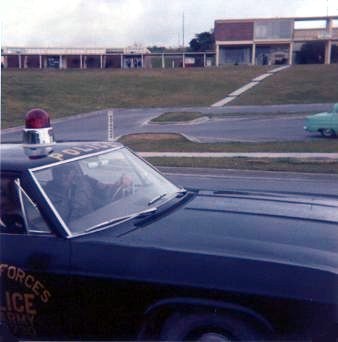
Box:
[304, 103, 338, 137]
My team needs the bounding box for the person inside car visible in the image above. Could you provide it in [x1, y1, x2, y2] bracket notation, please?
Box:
[44, 163, 133, 222]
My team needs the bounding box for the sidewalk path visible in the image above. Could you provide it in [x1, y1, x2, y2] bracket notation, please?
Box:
[211, 65, 290, 107]
[139, 152, 338, 159]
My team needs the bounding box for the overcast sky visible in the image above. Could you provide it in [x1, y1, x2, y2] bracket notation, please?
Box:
[1, 0, 338, 48]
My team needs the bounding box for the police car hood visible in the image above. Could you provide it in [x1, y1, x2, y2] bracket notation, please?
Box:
[72, 190, 338, 304]
[121, 190, 338, 274]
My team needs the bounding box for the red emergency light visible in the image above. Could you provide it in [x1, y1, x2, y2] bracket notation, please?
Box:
[22, 108, 55, 158]
[25, 108, 51, 129]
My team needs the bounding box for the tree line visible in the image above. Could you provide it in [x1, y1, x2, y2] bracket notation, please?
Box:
[148, 30, 214, 53]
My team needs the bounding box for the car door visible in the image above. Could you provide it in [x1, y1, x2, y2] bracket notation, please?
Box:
[332, 112, 338, 133]
[0, 174, 71, 339]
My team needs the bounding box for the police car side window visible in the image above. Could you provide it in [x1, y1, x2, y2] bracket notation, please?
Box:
[0, 177, 25, 234]
[14, 179, 52, 235]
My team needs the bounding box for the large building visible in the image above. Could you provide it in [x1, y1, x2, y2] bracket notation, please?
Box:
[2, 46, 147, 69]
[1, 45, 215, 70]
[214, 16, 338, 66]
[3, 16, 338, 69]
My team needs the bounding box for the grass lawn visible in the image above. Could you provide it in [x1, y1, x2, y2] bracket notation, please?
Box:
[232, 64, 338, 105]
[121, 133, 338, 173]
[119, 133, 338, 153]
[2, 65, 338, 128]
[1, 66, 269, 128]
[146, 157, 338, 174]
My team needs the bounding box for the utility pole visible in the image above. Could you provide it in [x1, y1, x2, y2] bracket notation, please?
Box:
[182, 12, 185, 50]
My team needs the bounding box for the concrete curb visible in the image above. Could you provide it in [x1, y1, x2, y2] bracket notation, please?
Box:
[139, 152, 338, 159]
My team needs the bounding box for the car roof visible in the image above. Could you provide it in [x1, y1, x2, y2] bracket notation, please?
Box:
[1, 141, 122, 173]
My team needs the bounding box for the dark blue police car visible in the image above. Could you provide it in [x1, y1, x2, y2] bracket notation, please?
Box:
[1, 109, 337, 341]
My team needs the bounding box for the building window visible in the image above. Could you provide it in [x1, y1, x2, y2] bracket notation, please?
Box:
[255, 20, 293, 40]
[293, 42, 325, 64]
[256, 45, 289, 65]
[331, 43, 338, 64]
[219, 46, 252, 65]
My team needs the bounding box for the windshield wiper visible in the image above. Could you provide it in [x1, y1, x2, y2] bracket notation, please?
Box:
[147, 189, 187, 206]
[148, 193, 167, 206]
[85, 207, 158, 232]
[176, 188, 187, 197]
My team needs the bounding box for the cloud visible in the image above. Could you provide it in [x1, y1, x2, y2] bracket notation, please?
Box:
[1, 0, 335, 47]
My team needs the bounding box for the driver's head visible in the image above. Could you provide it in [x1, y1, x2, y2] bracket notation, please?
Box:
[52, 162, 81, 185]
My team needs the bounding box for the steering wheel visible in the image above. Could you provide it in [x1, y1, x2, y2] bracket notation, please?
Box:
[111, 175, 134, 201]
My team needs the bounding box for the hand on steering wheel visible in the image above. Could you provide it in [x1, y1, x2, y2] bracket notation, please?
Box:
[111, 175, 133, 200]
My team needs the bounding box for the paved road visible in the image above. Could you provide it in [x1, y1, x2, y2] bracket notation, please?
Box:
[161, 168, 338, 197]
[142, 114, 308, 142]
[2, 104, 333, 143]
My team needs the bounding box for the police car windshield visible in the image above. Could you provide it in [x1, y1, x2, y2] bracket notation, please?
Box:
[32, 148, 179, 235]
